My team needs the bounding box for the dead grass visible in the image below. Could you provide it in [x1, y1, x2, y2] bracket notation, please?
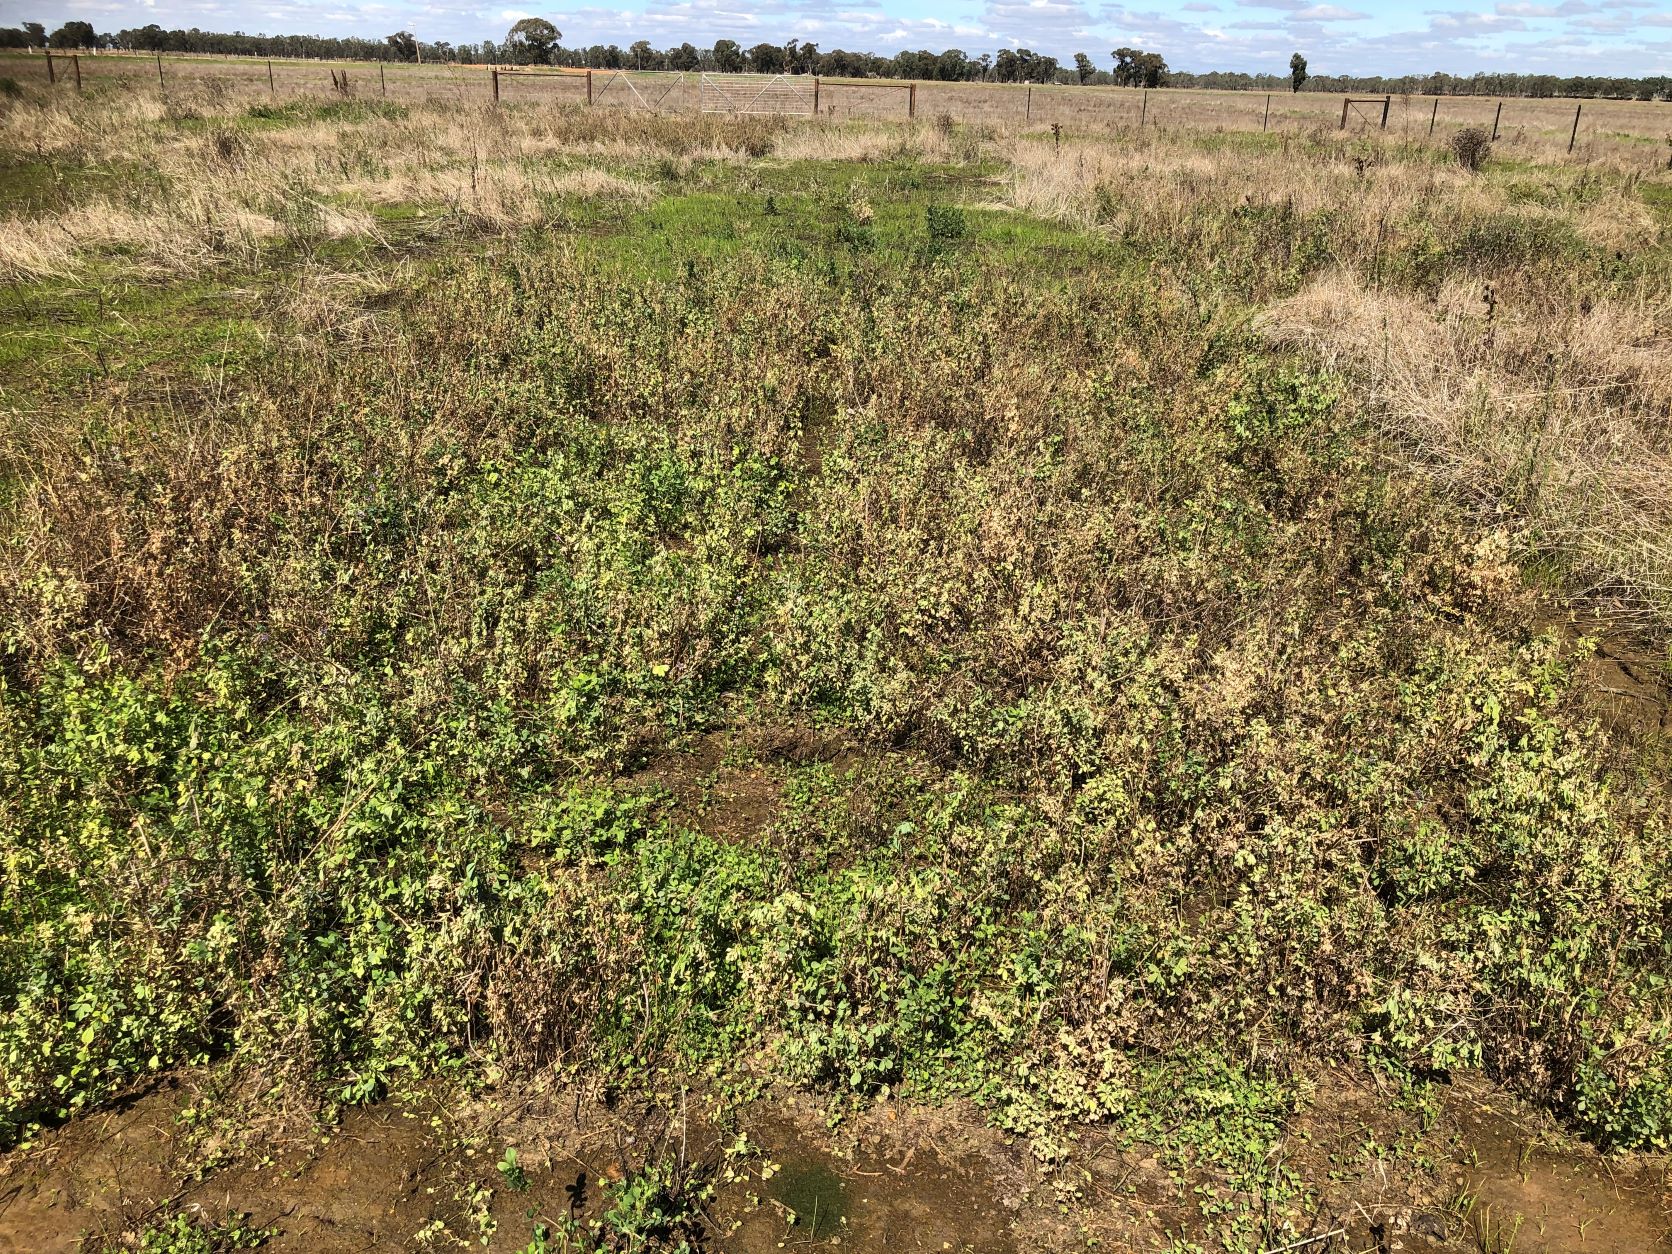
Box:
[997, 123, 1672, 631]
[1264, 273, 1672, 623]
[5, 74, 1671, 638]
[771, 119, 974, 163]
[1002, 129, 1655, 241]
[0, 90, 689, 279]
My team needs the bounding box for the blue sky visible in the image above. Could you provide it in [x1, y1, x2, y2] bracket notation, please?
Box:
[7, 0, 1672, 75]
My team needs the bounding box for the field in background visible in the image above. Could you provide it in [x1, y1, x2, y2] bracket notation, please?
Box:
[1, 51, 1671, 1254]
[5, 49, 1672, 162]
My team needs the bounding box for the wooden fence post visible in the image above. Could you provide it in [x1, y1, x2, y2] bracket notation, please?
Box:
[586, 68, 593, 105]
[491, 69, 499, 105]
[1380, 94, 1389, 128]
[1491, 100, 1502, 140]
[812, 75, 819, 115]
[1569, 103, 1581, 154]
[1140, 88, 1148, 129]
[1340, 96, 1349, 129]
[72, 54, 81, 92]
[908, 82, 916, 119]
[156, 53, 164, 89]
[380, 63, 386, 97]
[1429, 96, 1439, 136]
[1262, 93, 1271, 132]
[45, 52, 54, 85]
[1025, 85, 1031, 122]
[268, 59, 274, 96]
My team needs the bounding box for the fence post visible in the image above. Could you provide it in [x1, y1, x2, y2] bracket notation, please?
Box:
[586, 69, 593, 105]
[1491, 100, 1502, 141]
[1025, 85, 1031, 122]
[1568, 103, 1581, 154]
[156, 53, 164, 89]
[1140, 88, 1148, 129]
[908, 82, 916, 119]
[1380, 94, 1389, 128]
[380, 63, 386, 97]
[491, 68, 499, 105]
[72, 54, 81, 92]
[1262, 93, 1270, 132]
[45, 51, 54, 85]
[1429, 96, 1439, 136]
[812, 75, 819, 116]
[268, 59, 274, 96]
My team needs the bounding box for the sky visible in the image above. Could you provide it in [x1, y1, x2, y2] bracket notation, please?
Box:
[6, 0, 1672, 77]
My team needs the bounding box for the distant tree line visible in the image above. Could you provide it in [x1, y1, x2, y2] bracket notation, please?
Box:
[493, 29, 1064, 84]
[0, 21, 456, 63]
[0, 20, 44, 48]
[1169, 67, 1670, 102]
[3, 19, 1668, 101]
[0, 20, 1060, 81]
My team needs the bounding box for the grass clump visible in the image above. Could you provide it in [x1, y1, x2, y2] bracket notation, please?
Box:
[1451, 125, 1493, 172]
[243, 98, 407, 127]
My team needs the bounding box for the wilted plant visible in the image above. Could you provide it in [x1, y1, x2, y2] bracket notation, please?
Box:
[1451, 125, 1492, 171]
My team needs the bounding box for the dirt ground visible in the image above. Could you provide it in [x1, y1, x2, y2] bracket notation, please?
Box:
[3, 644, 1666, 1254]
[4, 627, 1666, 1253]
[2, 1066, 1666, 1253]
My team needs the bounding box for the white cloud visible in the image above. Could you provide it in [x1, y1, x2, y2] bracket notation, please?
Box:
[1290, 5, 1370, 19]
[1499, 0, 1595, 11]
[1427, 8, 1531, 30]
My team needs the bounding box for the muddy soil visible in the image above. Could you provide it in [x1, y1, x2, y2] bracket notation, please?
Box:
[1449, 1091, 1670, 1254]
[0, 1078, 453, 1253]
[1269, 1075, 1670, 1254]
[1548, 610, 1671, 739]
[2, 1070, 1666, 1253]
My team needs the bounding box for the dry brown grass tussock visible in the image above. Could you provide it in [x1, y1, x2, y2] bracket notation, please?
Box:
[771, 119, 977, 163]
[0, 92, 692, 279]
[1264, 273, 1672, 621]
[1005, 131, 1505, 232]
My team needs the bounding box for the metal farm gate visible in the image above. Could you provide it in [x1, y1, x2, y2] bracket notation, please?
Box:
[592, 69, 693, 111]
[699, 72, 814, 116]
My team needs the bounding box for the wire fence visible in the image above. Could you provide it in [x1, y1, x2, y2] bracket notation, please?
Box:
[4, 51, 1667, 162]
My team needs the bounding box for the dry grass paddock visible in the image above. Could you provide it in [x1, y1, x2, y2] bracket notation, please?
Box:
[1000, 130, 1672, 626]
[5, 49, 1670, 164]
[2, 66, 1670, 634]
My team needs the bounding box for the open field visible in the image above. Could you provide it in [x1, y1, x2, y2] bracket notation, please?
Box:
[6, 50, 1672, 161]
[1, 53, 1671, 1254]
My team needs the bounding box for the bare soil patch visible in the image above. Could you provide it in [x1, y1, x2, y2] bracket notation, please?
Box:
[5, 1071, 1667, 1252]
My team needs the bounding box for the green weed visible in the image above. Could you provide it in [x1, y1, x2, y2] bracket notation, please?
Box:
[133, 1211, 274, 1253]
